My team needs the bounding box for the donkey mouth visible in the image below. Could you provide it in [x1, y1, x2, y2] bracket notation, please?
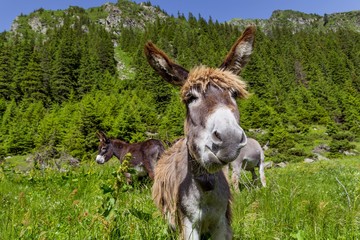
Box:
[205, 146, 238, 165]
[206, 146, 238, 165]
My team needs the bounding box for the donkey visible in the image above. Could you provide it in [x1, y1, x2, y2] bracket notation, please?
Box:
[95, 131, 165, 180]
[224, 137, 266, 191]
[146, 26, 255, 239]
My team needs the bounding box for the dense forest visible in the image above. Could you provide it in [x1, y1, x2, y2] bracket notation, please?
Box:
[0, 0, 359, 163]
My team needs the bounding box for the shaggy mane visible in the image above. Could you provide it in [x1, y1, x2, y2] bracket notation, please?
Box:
[152, 138, 188, 229]
[181, 66, 249, 101]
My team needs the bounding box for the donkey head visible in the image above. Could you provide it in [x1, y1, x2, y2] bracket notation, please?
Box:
[95, 131, 113, 164]
[145, 26, 255, 173]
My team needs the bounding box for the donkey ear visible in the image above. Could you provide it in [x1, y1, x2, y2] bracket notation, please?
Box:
[144, 41, 189, 86]
[97, 131, 108, 142]
[220, 26, 256, 75]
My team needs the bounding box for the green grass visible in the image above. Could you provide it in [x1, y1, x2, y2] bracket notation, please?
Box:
[114, 47, 136, 80]
[232, 157, 360, 239]
[1, 156, 359, 239]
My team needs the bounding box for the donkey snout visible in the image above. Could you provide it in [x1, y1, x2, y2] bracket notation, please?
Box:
[210, 127, 247, 163]
[211, 126, 246, 146]
[96, 155, 105, 164]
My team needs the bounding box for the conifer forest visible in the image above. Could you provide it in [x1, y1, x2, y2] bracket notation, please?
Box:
[1, 2, 359, 162]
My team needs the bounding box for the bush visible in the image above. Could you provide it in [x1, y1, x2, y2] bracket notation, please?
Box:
[287, 148, 307, 157]
[329, 140, 355, 154]
[331, 132, 355, 141]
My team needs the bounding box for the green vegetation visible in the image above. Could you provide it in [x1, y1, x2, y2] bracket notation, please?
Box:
[232, 156, 360, 239]
[1, 155, 359, 239]
[0, 0, 359, 162]
[0, 2, 359, 238]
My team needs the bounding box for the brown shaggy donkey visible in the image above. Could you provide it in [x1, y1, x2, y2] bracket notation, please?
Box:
[145, 26, 255, 239]
[95, 131, 165, 181]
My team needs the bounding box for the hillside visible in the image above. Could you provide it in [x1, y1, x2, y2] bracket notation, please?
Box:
[230, 9, 360, 33]
[0, 0, 359, 164]
[9, 1, 167, 37]
[9, 3, 360, 37]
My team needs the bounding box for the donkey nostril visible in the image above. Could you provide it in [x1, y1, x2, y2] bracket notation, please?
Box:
[239, 132, 247, 147]
[212, 130, 222, 143]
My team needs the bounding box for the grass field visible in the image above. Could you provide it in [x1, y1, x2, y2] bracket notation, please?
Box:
[1, 155, 359, 239]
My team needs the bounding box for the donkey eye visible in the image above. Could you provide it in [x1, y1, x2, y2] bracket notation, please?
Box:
[230, 90, 239, 99]
[186, 94, 198, 104]
[188, 95, 198, 103]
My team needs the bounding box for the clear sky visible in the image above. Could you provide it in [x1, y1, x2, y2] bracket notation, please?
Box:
[1, 0, 360, 32]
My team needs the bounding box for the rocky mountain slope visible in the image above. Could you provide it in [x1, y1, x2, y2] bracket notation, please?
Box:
[9, 1, 167, 37]
[7, 1, 360, 38]
[229, 9, 360, 33]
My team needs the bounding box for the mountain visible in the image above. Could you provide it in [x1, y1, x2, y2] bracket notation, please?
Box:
[9, 2, 360, 38]
[9, 0, 167, 37]
[230, 10, 360, 33]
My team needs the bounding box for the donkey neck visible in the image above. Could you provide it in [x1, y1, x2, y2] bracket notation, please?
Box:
[188, 153, 216, 192]
[111, 139, 130, 162]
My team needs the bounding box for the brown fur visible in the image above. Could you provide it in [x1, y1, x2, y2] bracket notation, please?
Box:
[220, 26, 256, 74]
[96, 131, 165, 180]
[152, 138, 188, 229]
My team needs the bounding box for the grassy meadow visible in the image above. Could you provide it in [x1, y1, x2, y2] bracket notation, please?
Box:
[1, 155, 359, 240]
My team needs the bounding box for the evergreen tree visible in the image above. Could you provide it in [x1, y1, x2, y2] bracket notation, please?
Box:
[21, 50, 49, 103]
[0, 40, 13, 100]
[50, 16, 81, 103]
[11, 37, 34, 101]
[158, 91, 185, 141]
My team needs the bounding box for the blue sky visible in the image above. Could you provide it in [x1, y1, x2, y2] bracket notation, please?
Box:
[1, 0, 360, 32]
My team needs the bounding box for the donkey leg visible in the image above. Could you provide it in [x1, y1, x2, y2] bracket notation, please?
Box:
[222, 165, 230, 184]
[143, 158, 155, 179]
[231, 164, 240, 192]
[250, 169, 258, 186]
[182, 217, 200, 240]
[210, 217, 232, 240]
[259, 162, 266, 187]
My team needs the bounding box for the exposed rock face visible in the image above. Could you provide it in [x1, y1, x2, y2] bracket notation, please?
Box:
[269, 10, 320, 26]
[304, 158, 315, 163]
[97, 2, 167, 35]
[98, 3, 123, 32]
[10, 17, 20, 32]
[313, 144, 330, 154]
[28, 16, 48, 34]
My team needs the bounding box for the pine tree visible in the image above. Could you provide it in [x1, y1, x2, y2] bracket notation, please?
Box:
[21, 50, 49, 103]
[11, 37, 34, 101]
[50, 17, 81, 103]
[0, 41, 13, 100]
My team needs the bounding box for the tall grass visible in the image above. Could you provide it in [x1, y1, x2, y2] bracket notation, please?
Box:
[1, 156, 359, 239]
[232, 157, 360, 239]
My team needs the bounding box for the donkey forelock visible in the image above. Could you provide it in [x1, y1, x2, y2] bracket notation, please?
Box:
[181, 66, 249, 102]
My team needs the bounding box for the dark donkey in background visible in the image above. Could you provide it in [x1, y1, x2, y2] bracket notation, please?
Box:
[147, 26, 255, 239]
[95, 131, 165, 180]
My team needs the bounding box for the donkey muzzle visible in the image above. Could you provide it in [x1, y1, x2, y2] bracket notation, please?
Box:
[95, 155, 105, 164]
